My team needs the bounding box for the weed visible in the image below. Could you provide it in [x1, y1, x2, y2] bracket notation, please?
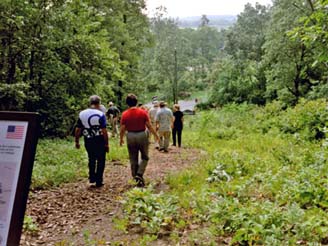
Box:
[32, 138, 88, 189]
[113, 217, 129, 233]
[138, 234, 158, 245]
[121, 186, 180, 234]
[83, 230, 107, 245]
[23, 215, 38, 235]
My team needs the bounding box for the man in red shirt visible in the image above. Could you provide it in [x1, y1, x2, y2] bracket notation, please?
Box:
[120, 94, 159, 187]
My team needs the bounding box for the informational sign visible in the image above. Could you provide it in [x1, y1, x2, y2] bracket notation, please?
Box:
[0, 112, 39, 246]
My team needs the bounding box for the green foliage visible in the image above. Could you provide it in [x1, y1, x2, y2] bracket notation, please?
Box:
[150, 99, 328, 244]
[225, 3, 270, 62]
[279, 99, 327, 140]
[82, 230, 106, 245]
[31, 136, 128, 189]
[257, 98, 327, 140]
[210, 57, 266, 105]
[208, 0, 326, 106]
[138, 235, 158, 245]
[32, 138, 88, 189]
[138, 13, 224, 103]
[108, 138, 129, 162]
[23, 215, 38, 235]
[289, 0, 328, 96]
[113, 217, 129, 234]
[121, 187, 181, 235]
[2, 0, 327, 137]
[0, 0, 151, 137]
[206, 163, 232, 183]
[209, 3, 270, 106]
[263, 0, 320, 104]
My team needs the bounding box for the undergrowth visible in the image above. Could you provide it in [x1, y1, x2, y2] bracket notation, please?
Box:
[30, 99, 328, 244]
[32, 136, 128, 189]
[120, 99, 328, 245]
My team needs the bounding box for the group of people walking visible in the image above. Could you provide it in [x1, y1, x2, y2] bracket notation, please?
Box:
[74, 94, 184, 188]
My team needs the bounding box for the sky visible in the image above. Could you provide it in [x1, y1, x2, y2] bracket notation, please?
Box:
[145, 0, 272, 17]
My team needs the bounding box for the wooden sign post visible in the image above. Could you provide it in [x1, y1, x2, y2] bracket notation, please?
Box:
[0, 112, 39, 246]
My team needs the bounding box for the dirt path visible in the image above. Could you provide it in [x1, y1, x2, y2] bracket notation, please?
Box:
[21, 144, 201, 245]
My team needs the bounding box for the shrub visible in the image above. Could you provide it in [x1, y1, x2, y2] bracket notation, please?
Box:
[278, 99, 327, 140]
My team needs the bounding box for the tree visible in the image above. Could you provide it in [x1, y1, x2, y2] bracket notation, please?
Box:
[191, 24, 224, 84]
[93, 0, 152, 107]
[263, 0, 316, 104]
[0, 0, 152, 136]
[138, 11, 184, 102]
[210, 3, 270, 105]
[200, 14, 209, 27]
[138, 11, 224, 102]
[289, 0, 328, 99]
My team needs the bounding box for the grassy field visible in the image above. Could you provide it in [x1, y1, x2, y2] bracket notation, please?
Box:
[120, 99, 328, 245]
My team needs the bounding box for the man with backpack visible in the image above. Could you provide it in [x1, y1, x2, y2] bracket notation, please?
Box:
[75, 95, 109, 188]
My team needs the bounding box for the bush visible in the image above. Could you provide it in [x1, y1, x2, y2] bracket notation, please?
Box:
[255, 99, 327, 140]
[277, 99, 327, 140]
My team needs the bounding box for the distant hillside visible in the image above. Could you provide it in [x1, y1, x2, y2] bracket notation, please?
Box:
[177, 15, 236, 30]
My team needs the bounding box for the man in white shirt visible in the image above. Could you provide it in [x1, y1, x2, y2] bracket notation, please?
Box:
[75, 95, 109, 187]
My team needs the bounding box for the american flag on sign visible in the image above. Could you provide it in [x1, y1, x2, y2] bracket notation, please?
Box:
[6, 125, 25, 139]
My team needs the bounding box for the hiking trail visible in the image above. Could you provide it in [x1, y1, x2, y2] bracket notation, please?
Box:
[21, 144, 201, 245]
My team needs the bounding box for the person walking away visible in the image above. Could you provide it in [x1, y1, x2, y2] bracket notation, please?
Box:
[155, 101, 173, 152]
[75, 95, 109, 188]
[106, 101, 120, 137]
[120, 94, 159, 187]
[148, 101, 159, 148]
[172, 104, 184, 147]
